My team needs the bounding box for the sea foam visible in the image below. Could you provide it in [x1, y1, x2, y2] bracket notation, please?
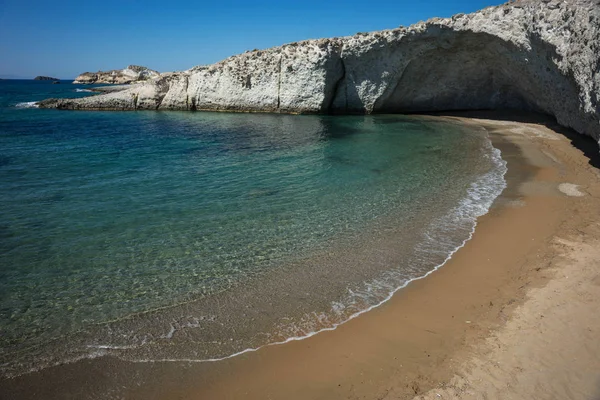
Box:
[15, 101, 39, 108]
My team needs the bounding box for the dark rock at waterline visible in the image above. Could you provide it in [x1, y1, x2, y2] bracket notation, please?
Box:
[37, 98, 59, 107]
[34, 76, 59, 81]
[52, 81, 60, 84]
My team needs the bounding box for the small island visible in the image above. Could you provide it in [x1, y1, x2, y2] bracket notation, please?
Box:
[34, 76, 59, 81]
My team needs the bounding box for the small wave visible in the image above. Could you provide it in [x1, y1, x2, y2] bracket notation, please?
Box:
[15, 101, 39, 108]
[75, 88, 92, 93]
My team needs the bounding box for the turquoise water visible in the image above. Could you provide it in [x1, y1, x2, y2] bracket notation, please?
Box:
[0, 80, 506, 376]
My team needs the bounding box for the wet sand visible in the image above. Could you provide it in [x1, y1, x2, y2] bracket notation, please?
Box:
[2, 112, 599, 399]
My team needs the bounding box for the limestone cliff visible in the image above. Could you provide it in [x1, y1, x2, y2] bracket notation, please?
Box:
[72, 65, 160, 84]
[40, 0, 599, 143]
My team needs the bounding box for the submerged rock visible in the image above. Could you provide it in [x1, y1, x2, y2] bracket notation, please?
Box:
[72, 65, 160, 84]
[40, 0, 599, 143]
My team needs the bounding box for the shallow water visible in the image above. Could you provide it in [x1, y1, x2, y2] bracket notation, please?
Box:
[0, 80, 506, 377]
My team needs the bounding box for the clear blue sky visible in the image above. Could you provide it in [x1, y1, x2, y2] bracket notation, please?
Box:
[0, 0, 502, 79]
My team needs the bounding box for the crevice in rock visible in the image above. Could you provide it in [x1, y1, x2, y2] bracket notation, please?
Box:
[155, 94, 166, 110]
[372, 59, 413, 112]
[183, 76, 190, 110]
[277, 56, 282, 110]
[344, 68, 348, 112]
[327, 54, 346, 113]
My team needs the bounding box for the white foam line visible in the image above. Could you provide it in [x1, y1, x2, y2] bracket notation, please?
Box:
[14, 101, 39, 108]
[134, 138, 508, 365]
[135, 221, 484, 363]
[87, 344, 138, 350]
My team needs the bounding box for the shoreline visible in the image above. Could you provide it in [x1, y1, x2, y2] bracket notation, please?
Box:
[181, 114, 570, 399]
[0, 114, 502, 380]
[167, 113, 600, 399]
[2, 112, 599, 399]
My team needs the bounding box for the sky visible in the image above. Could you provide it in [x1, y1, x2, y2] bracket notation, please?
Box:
[0, 0, 502, 79]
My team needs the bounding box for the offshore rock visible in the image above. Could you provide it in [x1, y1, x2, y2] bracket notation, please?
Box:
[41, 0, 599, 143]
[34, 76, 59, 81]
[72, 65, 160, 84]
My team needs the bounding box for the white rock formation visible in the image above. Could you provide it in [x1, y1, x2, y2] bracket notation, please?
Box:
[42, 0, 599, 143]
[72, 65, 160, 84]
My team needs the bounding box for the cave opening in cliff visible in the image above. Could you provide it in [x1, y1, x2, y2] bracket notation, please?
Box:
[370, 31, 561, 116]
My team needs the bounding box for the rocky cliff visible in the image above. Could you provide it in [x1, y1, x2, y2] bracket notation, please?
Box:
[72, 65, 160, 84]
[40, 0, 599, 143]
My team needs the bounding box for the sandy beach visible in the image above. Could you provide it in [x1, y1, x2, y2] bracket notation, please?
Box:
[415, 114, 600, 400]
[185, 114, 600, 400]
[174, 113, 600, 400]
[2, 112, 599, 400]
[2, 0, 599, 397]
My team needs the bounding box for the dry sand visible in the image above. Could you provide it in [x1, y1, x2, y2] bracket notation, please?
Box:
[415, 115, 600, 400]
[2, 113, 599, 400]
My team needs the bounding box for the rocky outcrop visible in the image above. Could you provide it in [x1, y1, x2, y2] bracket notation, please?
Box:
[34, 76, 59, 81]
[40, 0, 599, 143]
[72, 65, 160, 84]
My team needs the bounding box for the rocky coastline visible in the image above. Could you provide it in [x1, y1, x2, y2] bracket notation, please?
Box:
[38, 0, 599, 145]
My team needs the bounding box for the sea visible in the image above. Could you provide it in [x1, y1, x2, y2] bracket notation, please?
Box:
[0, 79, 507, 379]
